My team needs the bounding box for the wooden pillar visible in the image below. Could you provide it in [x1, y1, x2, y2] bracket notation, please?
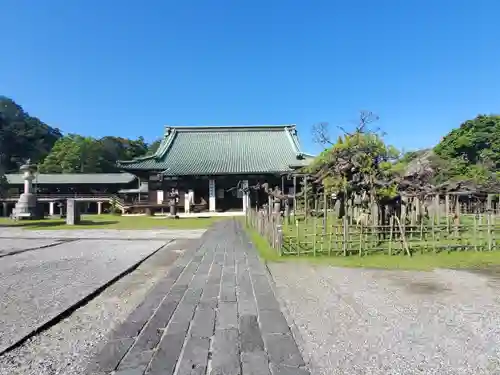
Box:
[292, 175, 297, 216]
[434, 194, 440, 224]
[303, 176, 308, 217]
[137, 177, 141, 202]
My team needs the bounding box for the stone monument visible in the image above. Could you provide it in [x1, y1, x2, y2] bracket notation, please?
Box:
[12, 160, 42, 220]
[66, 199, 81, 225]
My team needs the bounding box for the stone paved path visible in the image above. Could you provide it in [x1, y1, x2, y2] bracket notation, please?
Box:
[88, 220, 310, 375]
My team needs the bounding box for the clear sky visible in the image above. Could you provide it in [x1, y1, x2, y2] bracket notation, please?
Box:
[1, 0, 499, 154]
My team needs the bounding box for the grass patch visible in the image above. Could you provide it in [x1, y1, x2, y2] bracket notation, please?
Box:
[0, 214, 223, 230]
[244, 224, 500, 271]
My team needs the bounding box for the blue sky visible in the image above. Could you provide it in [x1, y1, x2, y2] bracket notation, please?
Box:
[1, 0, 499, 155]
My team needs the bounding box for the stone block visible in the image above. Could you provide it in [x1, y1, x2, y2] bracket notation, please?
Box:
[117, 349, 154, 371]
[216, 302, 238, 330]
[269, 363, 310, 375]
[211, 329, 241, 375]
[239, 315, 264, 353]
[148, 332, 186, 375]
[66, 199, 81, 225]
[259, 310, 291, 335]
[263, 333, 305, 368]
[176, 336, 210, 375]
[241, 352, 271, 375]
[191, 305, 216, 338]
[93, 338, 134, 372]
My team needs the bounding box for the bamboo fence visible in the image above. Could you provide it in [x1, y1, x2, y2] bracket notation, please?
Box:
[246, 192, 500, 257]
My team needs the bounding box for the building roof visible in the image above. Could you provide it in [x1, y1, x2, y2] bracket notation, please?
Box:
[117, 125, 309, 175]
[6, 173, 136, 185]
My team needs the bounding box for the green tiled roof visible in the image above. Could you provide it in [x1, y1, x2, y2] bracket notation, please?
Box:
[6, 173, 136, 185]
[118, 125, 309, 175]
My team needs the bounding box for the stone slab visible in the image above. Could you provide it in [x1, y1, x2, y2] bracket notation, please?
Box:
[0, 239, 61, 256]
[0, 239, 168, 353]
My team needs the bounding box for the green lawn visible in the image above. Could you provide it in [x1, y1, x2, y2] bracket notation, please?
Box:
[245, 225, 500, 271]
[0, 214, 222, 230]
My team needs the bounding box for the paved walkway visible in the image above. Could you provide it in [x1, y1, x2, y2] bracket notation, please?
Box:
[88, 220, 309, 375]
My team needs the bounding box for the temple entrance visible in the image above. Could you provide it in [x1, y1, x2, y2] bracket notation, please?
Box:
[214, 178, 243, 212]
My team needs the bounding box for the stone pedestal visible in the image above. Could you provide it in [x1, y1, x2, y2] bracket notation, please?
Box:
[66, 199, 81, 225]
[12, 161, 41, 220]
[13, 193, 40, 219]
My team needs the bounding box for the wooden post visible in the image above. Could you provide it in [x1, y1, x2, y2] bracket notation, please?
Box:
[400, 197, 407, 235]
[295, 219, 300, 256]
[445, 194, 450, 232]
[410, 197, 417, 226]
[323, 189, 327, 235]
[414, 197, 420, 224]
[313, 215, 317, 256]
[434, 194, 440, 225]
[293, 175, 297, 218]
[454, 195, 460, 237]
[277, 223, 283, 256]
[303, 176, 308, 222]
[388, 215, 394, 255]
[487, 194, 493, 251]
[342, 214, 348, 256]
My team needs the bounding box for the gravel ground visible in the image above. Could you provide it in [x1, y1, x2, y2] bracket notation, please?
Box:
[0, 239, 61, 256]
[0, 239, 167, 353]
[0, 228, 206, 240]
[268, 263, 500, 375]
[0, 239, 191, 375]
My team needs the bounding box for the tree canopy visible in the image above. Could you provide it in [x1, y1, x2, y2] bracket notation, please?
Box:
[432, 115, 500, 184]
[308, 113, 500, 199]
[0, 96, 157, 174]
[0, 96, 62, 172]
[39, 135, 151, 173]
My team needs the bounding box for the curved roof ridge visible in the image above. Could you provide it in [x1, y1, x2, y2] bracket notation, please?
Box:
[164, 124, 295, 132]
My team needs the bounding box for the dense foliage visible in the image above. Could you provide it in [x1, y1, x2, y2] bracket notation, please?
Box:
[0, 96, 158, 175]
[307, 132, 400, 200]
[309, 114, 500, 200]
[432, 115, 500, 184]
[0, 96, 62, 172]
[39, 135, 151, 173]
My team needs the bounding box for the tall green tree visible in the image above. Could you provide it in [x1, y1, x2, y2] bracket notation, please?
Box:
[39, 135, 104, 173]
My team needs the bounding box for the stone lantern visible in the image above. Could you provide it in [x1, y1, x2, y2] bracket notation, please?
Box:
[12, 160, 41, 219]
[167, 188, 179, 218]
